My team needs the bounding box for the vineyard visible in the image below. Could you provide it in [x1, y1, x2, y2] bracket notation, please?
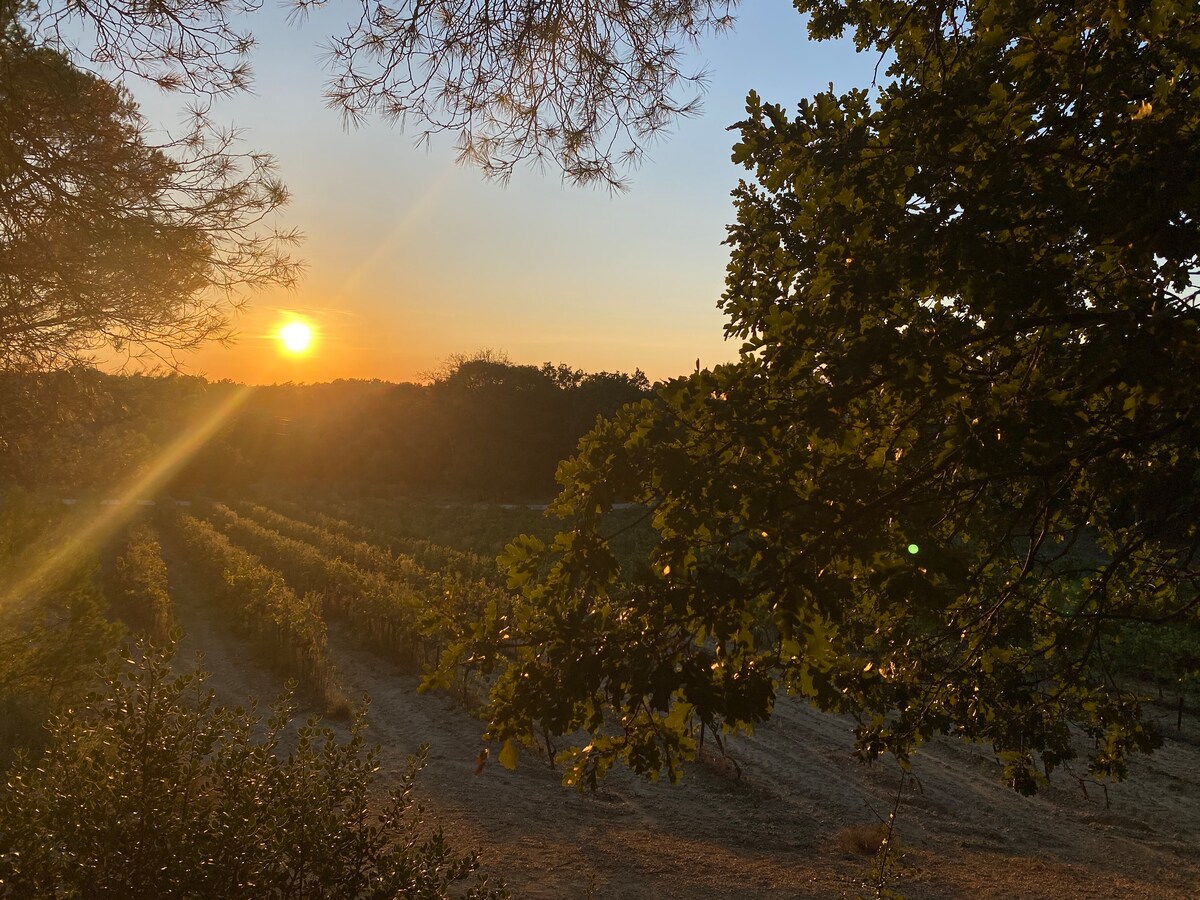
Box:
[3, 494, 1199, 898]
[7, 0, 1200, 891]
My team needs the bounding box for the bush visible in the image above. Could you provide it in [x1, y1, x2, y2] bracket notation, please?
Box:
[0, 569, 121, 767]
[0, 643, 508, 899]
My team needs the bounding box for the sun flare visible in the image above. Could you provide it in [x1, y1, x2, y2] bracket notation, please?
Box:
[278, 320, 314, 355]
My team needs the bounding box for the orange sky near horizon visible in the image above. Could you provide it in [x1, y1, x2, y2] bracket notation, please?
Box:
[111, 3, 876, 387]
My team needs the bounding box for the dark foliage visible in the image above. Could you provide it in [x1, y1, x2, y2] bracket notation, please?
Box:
[0, 359, 651, 501]
[0, 643, 508, 898]
[459, 0, 1200, 793]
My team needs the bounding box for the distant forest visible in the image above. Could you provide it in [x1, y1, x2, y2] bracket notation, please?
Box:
[0, 356, 652, 500]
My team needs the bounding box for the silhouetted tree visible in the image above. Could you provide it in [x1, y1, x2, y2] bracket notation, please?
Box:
[0, 1, 298, 370]
[27, 0, 739, 188]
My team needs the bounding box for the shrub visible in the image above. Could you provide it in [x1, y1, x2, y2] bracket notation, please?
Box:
[0, 569, 121, 767]
[836, 823, 888, 857]
[0, 643, 508, 899]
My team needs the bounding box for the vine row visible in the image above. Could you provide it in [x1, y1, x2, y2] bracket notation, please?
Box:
[163, 512, 339, 707]
[203, 503, 433, 670]
[261, 497, 501, 585]
[109, 522, 174, 644]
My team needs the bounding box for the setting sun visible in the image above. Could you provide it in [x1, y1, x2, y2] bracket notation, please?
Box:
[278, 320, 314, 355]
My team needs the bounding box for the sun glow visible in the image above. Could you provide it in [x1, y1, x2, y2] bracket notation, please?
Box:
[278, 320, 314, 355]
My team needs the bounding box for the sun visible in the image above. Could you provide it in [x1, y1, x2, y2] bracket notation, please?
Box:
[278, 319, 314, 355]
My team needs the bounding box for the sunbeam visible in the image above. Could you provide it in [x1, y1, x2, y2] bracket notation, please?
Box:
[0, 386, 253, 609]
[333, 165, 457, 303]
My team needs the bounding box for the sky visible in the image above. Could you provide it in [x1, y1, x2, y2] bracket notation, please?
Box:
[125, 1, 881, 385]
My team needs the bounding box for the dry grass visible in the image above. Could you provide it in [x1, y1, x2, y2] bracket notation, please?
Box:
[695, 742, 742, 779]
[835, 822, 889, 856]
[324, 687, 356, 720]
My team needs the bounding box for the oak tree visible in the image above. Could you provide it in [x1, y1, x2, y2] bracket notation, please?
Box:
[463, 0, 1200, 792]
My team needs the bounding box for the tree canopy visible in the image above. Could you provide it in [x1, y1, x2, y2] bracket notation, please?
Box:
[27, 0, 739, 188]
[453, 0, 1200, 792]
[313, 0, 738, 187]
[0, 0, 298, 370]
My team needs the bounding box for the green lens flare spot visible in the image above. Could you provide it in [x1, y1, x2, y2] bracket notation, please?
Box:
[907, 543, 920, 555]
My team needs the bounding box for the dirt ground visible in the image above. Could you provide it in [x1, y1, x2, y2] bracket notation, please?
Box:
[163, 543, 1200, 899]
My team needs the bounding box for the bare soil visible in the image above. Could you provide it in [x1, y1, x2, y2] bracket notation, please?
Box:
[163, 544, 1200, 899]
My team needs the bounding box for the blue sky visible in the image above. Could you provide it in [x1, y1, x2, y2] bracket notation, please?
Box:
[128, 1, 881, 384]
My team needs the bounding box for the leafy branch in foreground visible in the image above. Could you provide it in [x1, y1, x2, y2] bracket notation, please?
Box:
[453, 0, 1200, 793]
[0, 644, 509, 898]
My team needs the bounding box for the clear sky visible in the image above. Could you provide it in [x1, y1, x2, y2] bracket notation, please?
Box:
[128, 1, 880, 385]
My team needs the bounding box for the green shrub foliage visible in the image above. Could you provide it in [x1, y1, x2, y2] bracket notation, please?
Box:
[0, 645, 508, 898]
[0, 567, 121, 765]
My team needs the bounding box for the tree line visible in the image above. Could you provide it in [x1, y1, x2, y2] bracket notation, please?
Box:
[0, 355, 651, 500]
